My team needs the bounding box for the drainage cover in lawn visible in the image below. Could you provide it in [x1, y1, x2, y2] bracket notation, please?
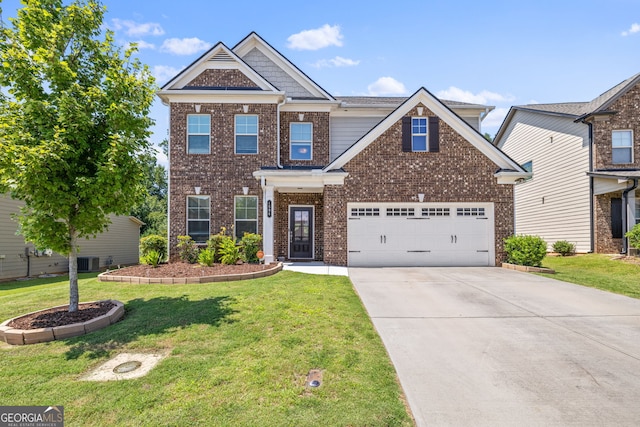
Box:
[81, 352, 167, 381]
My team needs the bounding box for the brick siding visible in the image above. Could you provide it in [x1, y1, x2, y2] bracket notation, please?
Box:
[279, 112, 330, 166]
[186, 69, 259, 89]
[594, 192, 623, 254]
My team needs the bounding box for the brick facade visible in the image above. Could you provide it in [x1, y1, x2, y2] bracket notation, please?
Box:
[594, 192, 624, 254]
[274, 192, 324, 260]
[279, 112, 330, 166]
[186, 69, 259, 89]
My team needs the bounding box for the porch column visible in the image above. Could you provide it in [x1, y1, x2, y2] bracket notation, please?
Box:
[262, 185, 275, 264]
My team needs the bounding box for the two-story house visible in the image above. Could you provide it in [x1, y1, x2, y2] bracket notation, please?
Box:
[158, 32, 528, 267]
[495, 72, 640, 254]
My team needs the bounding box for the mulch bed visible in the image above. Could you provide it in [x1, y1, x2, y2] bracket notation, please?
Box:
[102, 262, 272, 278]
[8, 301, 115, 330]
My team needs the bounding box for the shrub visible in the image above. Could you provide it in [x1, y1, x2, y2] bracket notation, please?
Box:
[139, 234, 167, 261]
[140, 249, 162, 268]
[627, 223, 640, 250]
[504, 235, 547, 267]
[177, 235, 200, 264]
[198, 247, 215, 267]
[240, 232, 262, 263]
[552, 240, 575, 256]
[218, 237, 241, 265]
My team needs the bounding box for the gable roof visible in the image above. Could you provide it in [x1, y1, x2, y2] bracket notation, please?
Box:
[233, 32, 335, 101]
[159, 41, 278, 93]
[325, 87, 526, 177]
[494, 72, 640, 144]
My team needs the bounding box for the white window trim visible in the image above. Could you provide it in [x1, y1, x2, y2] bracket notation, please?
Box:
[186, 195, 210, 243]
[234, 195, 259, 239]
[187, 114, 211, 155]
[612, 129, 634, 164]
[412, 117, 428, 152]
[234, 114, 259, 155]
[290, 122, 313, 161]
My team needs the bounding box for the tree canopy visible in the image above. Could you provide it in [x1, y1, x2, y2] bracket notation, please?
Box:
[0, 0, 156, 311]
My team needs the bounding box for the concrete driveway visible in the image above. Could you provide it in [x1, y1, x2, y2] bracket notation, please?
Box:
[349, 267, 640, 427]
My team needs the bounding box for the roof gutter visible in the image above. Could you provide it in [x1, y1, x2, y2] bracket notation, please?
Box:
[622, 178, 638, 255]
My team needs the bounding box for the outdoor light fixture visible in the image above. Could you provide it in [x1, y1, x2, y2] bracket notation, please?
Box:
[418, 193, 425, 202]
[243, 105, 249, 113]
[298, 113, 304, 121]
[417, 106, 424, 116]
[194, 104, 201, 113]
[194, 186, 201, 195]
[242, 186, 249, 195]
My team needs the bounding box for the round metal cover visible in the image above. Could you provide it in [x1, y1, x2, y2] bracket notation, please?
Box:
[113, 360, 142, 374]
[309, 380, 321, 387]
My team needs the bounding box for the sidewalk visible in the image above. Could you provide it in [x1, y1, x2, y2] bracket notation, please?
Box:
[281, 261, 349, 276]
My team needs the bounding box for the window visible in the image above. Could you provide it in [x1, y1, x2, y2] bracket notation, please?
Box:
[457, 207, 486, 217]
[187, 114, 210, 154]
[290, 122, 312, 160]
[636, 199, 640, 225]
[521, 160, 533, 182]
[235, 115, 258, 154]
[612, 130, 633, 164]
[351, 207, 380, 217]
[187, 196, 210, 243]
[386, 208, 415, 217]
[235, 196, 258, 239]
[412, 117, 427, 152]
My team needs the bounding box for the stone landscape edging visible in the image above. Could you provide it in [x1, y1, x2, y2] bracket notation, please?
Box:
[501, 262, 555, 274]
[97, 262, 283, 284]
[0, 300, 124, 346]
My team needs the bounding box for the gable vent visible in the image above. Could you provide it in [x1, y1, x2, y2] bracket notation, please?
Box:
[209, 51, 234, 62]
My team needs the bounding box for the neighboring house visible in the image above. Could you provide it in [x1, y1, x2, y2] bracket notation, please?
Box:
[0, 194, 143, 280]
[495, 72, 640, 254]
[158, 32, 528, 267]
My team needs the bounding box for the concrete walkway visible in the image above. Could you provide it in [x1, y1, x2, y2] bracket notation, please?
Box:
[282, 261, 349, 276]
[349, 267, 640, 427]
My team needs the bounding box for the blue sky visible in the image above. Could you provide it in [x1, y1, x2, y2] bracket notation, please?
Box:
[2, 0, 640, 164]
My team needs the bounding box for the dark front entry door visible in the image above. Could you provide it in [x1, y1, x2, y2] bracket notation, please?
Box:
[290, 207, 313, 258]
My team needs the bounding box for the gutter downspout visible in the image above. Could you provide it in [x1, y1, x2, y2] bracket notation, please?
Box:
[622, 178, 639, 254]
[276, 97, 287, 169]
[587, 121, 595, 253]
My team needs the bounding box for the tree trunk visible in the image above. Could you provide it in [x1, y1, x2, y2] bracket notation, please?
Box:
[68, 229, 79, 312]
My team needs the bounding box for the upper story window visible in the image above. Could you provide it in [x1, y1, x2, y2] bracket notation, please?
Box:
[187, 114, 210, 154]
[187, 195, 210, 243]
[412, 117, 427, 152]
[521, 160, 533, 182]
[290, 122, 312, 160]
[612, 130, 633, 164]
[235, 115, 258, 154]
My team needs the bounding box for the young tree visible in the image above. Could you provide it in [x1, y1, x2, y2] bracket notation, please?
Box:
[0, 0, 156, 311]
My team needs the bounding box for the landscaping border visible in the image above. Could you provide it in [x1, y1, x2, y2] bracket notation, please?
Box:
[97, 262, 283, 284]
[0, 300, 124, 345]
[501, 262, 555, 274]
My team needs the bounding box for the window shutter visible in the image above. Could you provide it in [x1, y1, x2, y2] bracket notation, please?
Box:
[401, 117, 412, 152]
[428, 117, 439, 152]
[611, 198, 623, 239]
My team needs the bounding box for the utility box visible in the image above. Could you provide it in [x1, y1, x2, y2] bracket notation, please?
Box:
[78, 256, 100, 273]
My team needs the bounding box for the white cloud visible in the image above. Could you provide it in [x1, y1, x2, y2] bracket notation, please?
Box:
[287, 24, 343, 50]
[153, 65, 183, 84]
[622, 23, 640, 36]
[482, 107, 510, 129]
[160, 38, 211, 55]
[111, 19, 164, 37]
[367, 77, 407, 96]
[436, 86, 515, 104]
[126, 40, 155, 50]
[312, 56, 360, 68]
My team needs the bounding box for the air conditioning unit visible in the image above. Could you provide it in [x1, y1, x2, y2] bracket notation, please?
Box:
[78, 256, 100, 272]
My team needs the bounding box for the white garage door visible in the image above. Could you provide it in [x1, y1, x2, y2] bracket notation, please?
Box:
[347, 203, 495, 267]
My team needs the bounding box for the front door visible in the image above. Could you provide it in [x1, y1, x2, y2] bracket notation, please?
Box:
[290, 207, 313, 259]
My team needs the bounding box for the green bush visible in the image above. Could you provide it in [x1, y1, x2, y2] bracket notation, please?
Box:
[198, 248, 215, 267]
[626, 223, 640, 250]
[504, 235, 547, 267]
[177, 235, 200, 264]
[240, 232, 262, 263]
[140, 249, 162, 268]
[552, 240, 575, 256]
[139, 234, 167, 261]
[218, 237, 241, 265]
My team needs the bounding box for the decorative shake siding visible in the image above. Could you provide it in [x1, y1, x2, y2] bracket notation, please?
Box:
[168, 102, 278, 258]
[498, 110, 591, 252]
[241, 47, 313, 98]
[280, 112, 330, 166]
[323, 106, 514, 266]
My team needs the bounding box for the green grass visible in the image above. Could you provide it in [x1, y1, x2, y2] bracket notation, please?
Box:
[0, 271, 412, 427]
[539, 254, 640, 298]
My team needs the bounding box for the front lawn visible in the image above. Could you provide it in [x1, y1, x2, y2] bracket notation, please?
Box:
[540, 254, 640, 298]
[0, 272, 412, 427]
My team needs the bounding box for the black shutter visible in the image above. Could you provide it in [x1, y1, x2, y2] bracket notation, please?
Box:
[611, 198, 623, 238]
[401, 117, 412, 152]
[428, 116, 439, 152]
